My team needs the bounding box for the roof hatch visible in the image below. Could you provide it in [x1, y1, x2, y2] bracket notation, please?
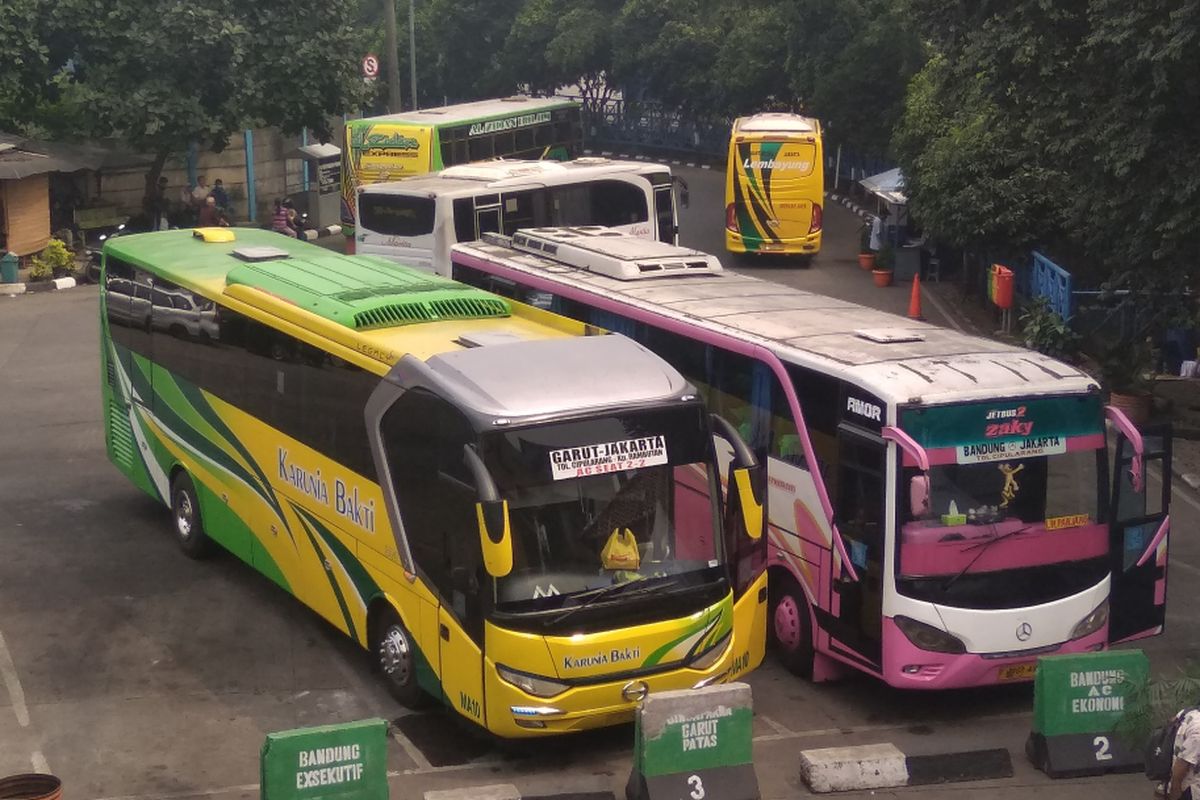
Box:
[855, 328, 926, 344]
[490, 227, 723, 281]
[232, 245, 289, 262]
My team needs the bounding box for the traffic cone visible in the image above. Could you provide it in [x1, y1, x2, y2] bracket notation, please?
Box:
[907, 275, 924, 320]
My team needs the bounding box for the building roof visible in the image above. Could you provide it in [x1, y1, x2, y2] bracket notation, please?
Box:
[0, 132, 151, 180]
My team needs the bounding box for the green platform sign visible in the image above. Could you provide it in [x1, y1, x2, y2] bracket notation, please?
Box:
[261, 718, 388, 800]
[628, 683, 758, 800]
[1027, 650, 1148, 778]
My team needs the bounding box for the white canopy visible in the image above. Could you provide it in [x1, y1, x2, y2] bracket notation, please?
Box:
[859, 167, 907, 206]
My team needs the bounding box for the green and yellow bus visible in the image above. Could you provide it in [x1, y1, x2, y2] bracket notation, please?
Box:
[99, 227, 767, 737]
[341, 96, 583, 243]
[724, 113, 824, 262]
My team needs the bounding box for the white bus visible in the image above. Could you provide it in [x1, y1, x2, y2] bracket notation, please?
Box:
[449, 227, 1174, 690]
[355, 158, 683, 275]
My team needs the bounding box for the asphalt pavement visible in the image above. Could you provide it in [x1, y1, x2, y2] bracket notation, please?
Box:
[0, 166, 1197, 799]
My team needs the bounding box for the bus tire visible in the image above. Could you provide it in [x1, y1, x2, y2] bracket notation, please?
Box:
[171, 472, 215, 559]
[770, 574, 814, 679]
[374, 610, 427, 708]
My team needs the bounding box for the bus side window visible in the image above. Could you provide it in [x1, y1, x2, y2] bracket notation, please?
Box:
[589, 180, 649, 226]
[452, 198, 476, 244]
[468, 136, 495, 161]
[500, 189, 547, 233]
[380, 389, 478, 608]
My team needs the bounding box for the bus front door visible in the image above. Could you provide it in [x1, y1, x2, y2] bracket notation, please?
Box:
[825, 426, 885, 669]
[1108, 424, 1172, 643]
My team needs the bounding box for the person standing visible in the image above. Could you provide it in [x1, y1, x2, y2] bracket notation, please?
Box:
[1169, 708, 1200, 800]
[210, 178, 231, 213]
[144, 175, 169, 231]
[192, 175, 210, 208]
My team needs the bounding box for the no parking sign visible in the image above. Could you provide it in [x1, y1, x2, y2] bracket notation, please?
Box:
[362, 54, 379, 80]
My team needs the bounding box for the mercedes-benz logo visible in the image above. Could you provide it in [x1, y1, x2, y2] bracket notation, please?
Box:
[622, 680, 649, 703]
[1016, 622, 1033, 641]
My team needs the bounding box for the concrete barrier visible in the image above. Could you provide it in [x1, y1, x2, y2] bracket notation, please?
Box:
[627, 682, 758, 800]
[800, 743, 908, 793]
[0, 283, 26, 296]
[800, 743, 1014, 793]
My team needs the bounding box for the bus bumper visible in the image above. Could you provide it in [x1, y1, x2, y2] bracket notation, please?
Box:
[725, 230, 822, 257]
[481, 574, 767, 738]
[879, 616, 1108, 689]
[482, 650, 736, 738]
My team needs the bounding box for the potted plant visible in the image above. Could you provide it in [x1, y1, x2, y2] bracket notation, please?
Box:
[1100, 338, 1154, 425]
[857, 225, 875, 270]
[872, 243, 894, 287]
[30, 238, 75, 281]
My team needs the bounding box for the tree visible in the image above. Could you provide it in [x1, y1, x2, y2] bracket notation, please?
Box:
[30, 0, 369, 202]
[610, 0, 724, 113]
[0, 0, 51, 129]
[896, 0, 1200, 285]
[892, 55, 1066, 258]
[506, 0, 623, 109]
[419, 0, 524, 103]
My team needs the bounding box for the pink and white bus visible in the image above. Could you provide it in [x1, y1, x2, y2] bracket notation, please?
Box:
[447, 227, 1174, 689]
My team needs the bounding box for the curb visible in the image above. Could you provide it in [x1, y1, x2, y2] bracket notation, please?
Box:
[17, 276, 78, 293]
[301, 224, 342, 242]
[799, 743, 1013, 793]
[0, 283, 27, 296]
[828, 192, 875, 222]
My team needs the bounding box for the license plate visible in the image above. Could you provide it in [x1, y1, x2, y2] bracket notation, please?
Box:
[998, 662, 1037, 681]
[759, 243, 784, 252]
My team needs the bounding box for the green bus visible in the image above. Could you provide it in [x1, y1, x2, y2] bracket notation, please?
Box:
[340, 96, 583, 243]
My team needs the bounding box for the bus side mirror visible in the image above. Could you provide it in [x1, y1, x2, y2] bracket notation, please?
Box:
[675, 176, 690, 209]
[463, 444, 512, 577]
[709, 413, 765, 541]
[476, 499, 513, 578]
[909, 474, 931, 519]
[731, 466, 764, 540]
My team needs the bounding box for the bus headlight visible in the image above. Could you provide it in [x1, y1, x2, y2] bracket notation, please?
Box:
[894, 616, 966, 654]
[1070, 600, 1109, 640]
[689, 632, 732, 672]
[496, 664, 570, 698]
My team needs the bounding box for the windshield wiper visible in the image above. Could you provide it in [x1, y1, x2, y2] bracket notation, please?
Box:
[940, 525, 1031, 592]
[549, 578, 680, 626]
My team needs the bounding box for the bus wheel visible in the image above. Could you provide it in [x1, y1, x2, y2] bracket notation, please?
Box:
[171, 472, 214, 559]
[770, 576, 814, 679]
[375, 611, 426, 708]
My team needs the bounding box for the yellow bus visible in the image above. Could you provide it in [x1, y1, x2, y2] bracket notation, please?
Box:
[724, 113, 824, 262]
[341, 96, 583, 244]
[99, 227, 767, 737]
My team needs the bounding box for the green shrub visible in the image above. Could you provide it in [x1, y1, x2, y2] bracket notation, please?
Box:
[875, 243, 895, 271]
[1019, 297, 1080, 361]
[30, 238, 74, 281]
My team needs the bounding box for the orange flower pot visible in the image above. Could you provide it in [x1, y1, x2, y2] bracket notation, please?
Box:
[872, 269, 893, 287]
[858, 253, 876, 270]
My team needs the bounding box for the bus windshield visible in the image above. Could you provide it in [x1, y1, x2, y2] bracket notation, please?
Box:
[480, 405, 726, 617]
[896, 397, 1109, 610]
